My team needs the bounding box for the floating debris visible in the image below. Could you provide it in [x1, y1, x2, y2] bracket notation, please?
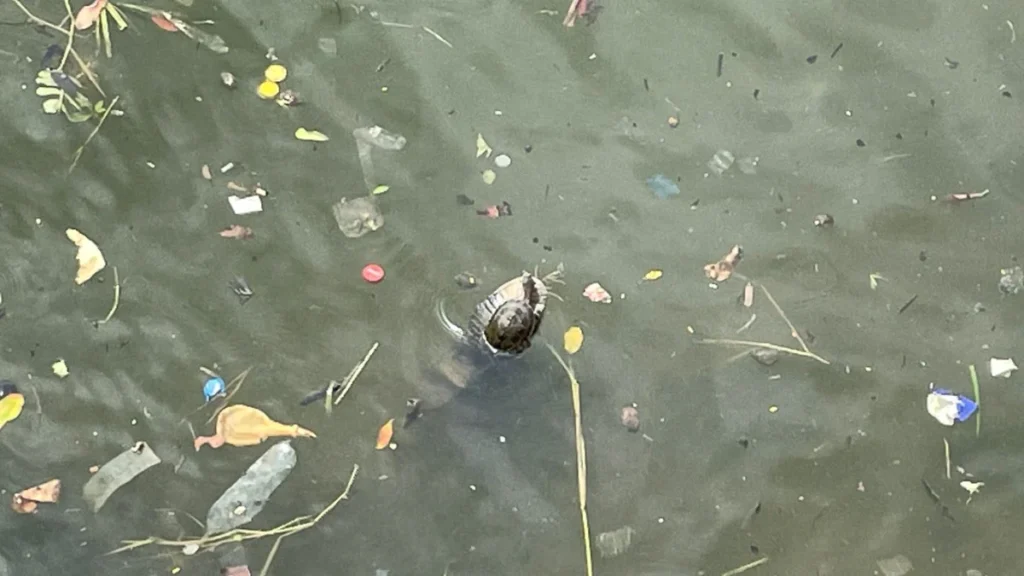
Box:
[83, 442, 161, 512]
[205, 441, 296, 535]
[707, 149, 735, 175]
[596, 526, 635, 558]
[645, 174, 680, 199]
[620, 405, 640, 432]
[229, 277, 253, 304]
[220, 72, 236, 88]
[989, 357, 1017, 378]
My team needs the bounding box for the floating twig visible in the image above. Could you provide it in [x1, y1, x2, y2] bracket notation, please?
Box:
[333, 341, 380, 407]
[721, 556, 768, 576]
[697, 338, 830, 365]
[109, 464, 359, 555]
[969, 364, 980, 437]
[547, 344, 594, 576]
[94, 266, 120, 325]
[7, 0, 106, 95]
[204, 366, 253, 424]
[1009, 20, 1016, 44]
[421, 26, 452, 48]
[69, 95, 120, 175]
[943, 437, 950, 480]
[759, 284, 809, 353]
[258, 534, 285, 576]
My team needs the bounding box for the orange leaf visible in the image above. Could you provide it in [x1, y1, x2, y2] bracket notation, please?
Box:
[74, 0, 107, 30]
[218, 225, 253, 239]
[375, 418, 394, 450]
[150, 14, 178, 32]
[12, 479, 61, 514]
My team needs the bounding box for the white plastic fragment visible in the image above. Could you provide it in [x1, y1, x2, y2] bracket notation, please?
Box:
[494, 154, 511, 168]
[989, 357, 1017, 378]
[228, 195, 263, 215]
[876, 554, 912, 576]
[926, 392, 960, 426]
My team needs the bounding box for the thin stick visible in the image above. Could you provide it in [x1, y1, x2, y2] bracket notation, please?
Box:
[697, 338, 830, 365]
[969, 364, 980, 437]
[562, 0, 581, 26]
[736, 313, 757, 334]
[6, 0, 105, 95]
[421, 26, 452, 48]
[333, 342, 379, 406]
[108, 464, 359, 555]
[258, 535, 286, 576]
[58, 0, 74, 69]
[69, 95, 119, 175]
[721, 556, 768, 576]
[546, 344, 594, 576]
[758, 284, 809, 353]
[205, 366, 253, 424]
[943, 438, 950, 480]
[95, 266, 120, 325]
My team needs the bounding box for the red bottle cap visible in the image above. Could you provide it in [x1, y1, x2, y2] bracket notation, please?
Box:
[362, 264, 385, 283]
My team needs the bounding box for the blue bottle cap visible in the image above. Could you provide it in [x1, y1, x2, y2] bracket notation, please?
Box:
[203, 377, 226, 402]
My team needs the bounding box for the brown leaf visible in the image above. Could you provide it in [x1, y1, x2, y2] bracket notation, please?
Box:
[74, 0, 107, 30]
[150, 13, 178, 32]
[375, 418, 395, 450]
[12, 479, 61, 514]
[704, 245, 743, 282]
[218, 225, 253, 239]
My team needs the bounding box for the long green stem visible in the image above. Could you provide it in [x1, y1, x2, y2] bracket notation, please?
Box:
[969, 364, 980, 437]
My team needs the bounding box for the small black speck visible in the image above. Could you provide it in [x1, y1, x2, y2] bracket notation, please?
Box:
[524, 144, 533, 153]
[738, 438, 749, 448]
[930, 98, 936, 107]
[543, 245, 553, 251]
[447, 109, 456, 115]
[870, 394, 877, 401]
[532, 237, 539, 243]
[750, 545, 760, 554]
[895, 132, 903, 140]
[753, 88, 760, 100]
[944, 57, 959, 69]
[731, 51, 737, 57]
[643, 78, 649, 91]
[856, 139, 865, 147]
[1003, 91, 1013, 98]
[806, 54, 818, 64]
[919, 250, 927, 262]
[251, 255, 258, 262]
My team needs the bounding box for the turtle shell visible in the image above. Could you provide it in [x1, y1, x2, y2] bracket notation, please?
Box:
[466, 273, 549, 357]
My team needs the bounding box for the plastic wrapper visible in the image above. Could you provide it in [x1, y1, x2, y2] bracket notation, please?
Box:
[205, 441, 296, 535]
[83, 441, 161, 512]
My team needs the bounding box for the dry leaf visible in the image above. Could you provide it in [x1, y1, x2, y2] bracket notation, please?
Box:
[563, 326, 584, 354]
[704, 245, 742, 282]
[65, 228, 106, 285]
[194, 405, 316, 450]
[52, 359, 69, 378]
[218, 225, 253, 239]
[295, 128, 329, 142]
[375, 418, 395, 450]
[642, 269, 663, 281]
[12, 479, 61, 514]
[74, 0, 107, 30]
[476, 134, 492, 158]
[372, 185, 390, 195]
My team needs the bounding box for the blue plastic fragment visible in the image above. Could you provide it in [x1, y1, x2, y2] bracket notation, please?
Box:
[646, 174, 680, 199]
[203, 377, 226, 402]
[932, 388, 977, 422]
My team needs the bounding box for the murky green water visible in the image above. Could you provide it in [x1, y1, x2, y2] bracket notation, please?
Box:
[2, 0, 1024, 574]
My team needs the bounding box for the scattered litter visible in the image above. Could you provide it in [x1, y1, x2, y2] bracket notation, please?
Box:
[276, 89, 300, 107]
[494, 154, 512, 168]
[228, 195, 263, 215]
[704, 245, 742, 282]
[220, 162, 236, 174]
[201, 164, 213, 180]
[82, 442, 161, 512]
[333, 196, 383, 238]
[403, 398, 423, 428]
[194, 404, 316, 450]
[226, 181, 248, 193]
[583, 282, 612, 303]
[455, 194, 475, 206]
[475, 134, 492, 158]
[645, 174, 680, 199]
[52, 359, 69, 378]
[203, 376, 226, 402]
[0, 381, 25, 432]
[362, 264, 385, 284]
[264, 63, 287, 83]
[707, 149, 735, 175]
[482, 169, 497, 185]
[990, 357, 1017, 378]
[813, 214, 834, 227]
[998, 266, 1023, 295]
[947, 189, 988, 202]
[205, 441, 296, 535]
[596, 526, 635, 558]
[218, 225, 253, 239]
[256, 80, 279, 100]
[563, 326, 584, 354]
[926, 388, 977, 426]
[876, 554, 913, 576]
[869, 273, 888, 290]
[295, 128, 329, 142]
[750, 348, 779, 366]
[642, 269, 663, 281]
[620, 406, 640, 432]
[960, 480, 984, 504]
[667, 115, 679, 128]
[736, 156, 759, 175]
[476, 201, 512, 219]
[220, 72, 236, 88]
[454, 272, 478, 289]
[372, 185, 390, 195]
[150, 13, 177, 31]
[375, 418, 395, 450]
[66, 228, 106, 285]
[353, 125, 407, 193]
[229, 276, 253, 304]
[741, 281, 755, 307]
[74, 0, 106, 30]
[11, 479, 60, 514]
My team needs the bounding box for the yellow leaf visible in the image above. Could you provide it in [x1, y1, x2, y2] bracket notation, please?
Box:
[482, 169, 496, 185]
[65, 228, 106, 285]
[52, 359, 69, 378]
[295, 128, 329, 142]
[643, 269, 663, 281]
[563, 326, 584, 354]
[372, 185, 390, 195]
[476, 133, 492, 158]
[375, 418, 395, 450]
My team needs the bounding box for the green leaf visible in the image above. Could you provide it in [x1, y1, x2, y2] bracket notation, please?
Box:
[93, 100, 107, 115]
[35, 86, 63, 97]
[65, 109, 93, 123]
[42, 98, 62, 114]
[35, 70, 57, 87]
[106, 3, 129, 30]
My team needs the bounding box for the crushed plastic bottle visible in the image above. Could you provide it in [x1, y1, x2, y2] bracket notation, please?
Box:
[353, 125, 407, 193]
[707, 149, 735, 175]
[205, 441, 297, 535]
